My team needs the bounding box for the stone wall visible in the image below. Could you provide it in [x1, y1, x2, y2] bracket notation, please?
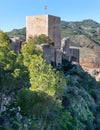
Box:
[61, 38, 70, 56]
[42, 44, 51, 64]
[61, 38, 79, 63]
[26, 15, 61, 49]
[70, 48, 80, 63]
[26, 15, 48, 41]
[56, 49, 62, 67]
[48, 15, 61, 49]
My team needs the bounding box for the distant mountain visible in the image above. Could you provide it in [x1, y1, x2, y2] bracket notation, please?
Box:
[61, 19, 100, 46]
[6, 27, 26, 38]
[60, 19, 100, 73]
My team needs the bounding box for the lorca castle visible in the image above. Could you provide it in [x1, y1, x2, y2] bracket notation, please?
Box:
[11, 14, 79, 67]
[26, 14, 79, 67]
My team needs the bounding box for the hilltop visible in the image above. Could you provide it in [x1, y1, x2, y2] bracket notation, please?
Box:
[0, 30, 100, 129]
[61, 19, 100, 48]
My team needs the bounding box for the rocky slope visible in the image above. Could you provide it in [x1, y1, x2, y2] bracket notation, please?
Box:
[64, 64, 100, 130]
[0, 63, 100, 130]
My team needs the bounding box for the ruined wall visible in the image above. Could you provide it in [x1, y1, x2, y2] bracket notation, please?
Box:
[56, 49, 62, 67]
[51, 48, 56, 63]
[61, 38, 79, 63]
[10, 37, 21, 53]
[61, 38, 71, 61]
[26, 15, 61, 49]
[70, 48, 80, 63]
[61, 38, 70, 56]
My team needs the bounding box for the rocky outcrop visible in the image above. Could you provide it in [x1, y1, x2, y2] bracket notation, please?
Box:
[64, 65, 100, 130]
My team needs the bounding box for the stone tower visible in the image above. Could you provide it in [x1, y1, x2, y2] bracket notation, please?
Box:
[26, 15, 61, 49]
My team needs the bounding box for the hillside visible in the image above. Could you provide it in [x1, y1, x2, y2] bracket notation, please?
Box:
[0, 31, 100, 129]
[61, 20, 100, 79]
[61, 19, 100, 45]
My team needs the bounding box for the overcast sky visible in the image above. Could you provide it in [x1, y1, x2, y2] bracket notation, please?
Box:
[0, 0, 100, 32]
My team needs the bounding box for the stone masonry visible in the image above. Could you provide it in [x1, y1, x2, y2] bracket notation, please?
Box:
[26, 14, 79, 67]
[26, 15, 61, 49]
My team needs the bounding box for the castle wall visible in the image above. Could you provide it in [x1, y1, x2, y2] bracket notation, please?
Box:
[42, 44, 51, 64]
[70, 48, 79, 63]
[51, 48, 56, 62]
[48, 15, 61, 49]
[56, 49, 62, 67]
[61, 38, 70, 56]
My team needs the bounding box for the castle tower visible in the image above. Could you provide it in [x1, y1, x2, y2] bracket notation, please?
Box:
[26, 15, 61, 49]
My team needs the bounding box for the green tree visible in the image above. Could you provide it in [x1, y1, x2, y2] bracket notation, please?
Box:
[0, 30, 10, 45]
[21, 39, 42, 67]
[29, 55, 66, 98]
[0, 31, 29, 93]
[17, 89, 76, 130]
[33, 34, 54, 46]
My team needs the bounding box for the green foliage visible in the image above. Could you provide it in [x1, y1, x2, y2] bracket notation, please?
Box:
[17, 89, 57, 116]
[0, 31, 29, 92]
[0, 30, 10, 45]
[0, 30, 13, 70]
[17, 89, 83, 130]
[1, 30, 99, 130]
[33, 34, 54, 46]
[21, 39, 42, 67]
[0, 56, 29, 93]
[29, 55, 66, 98]
[0, 49, 17, 71]
[17, 89, 59, 129]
